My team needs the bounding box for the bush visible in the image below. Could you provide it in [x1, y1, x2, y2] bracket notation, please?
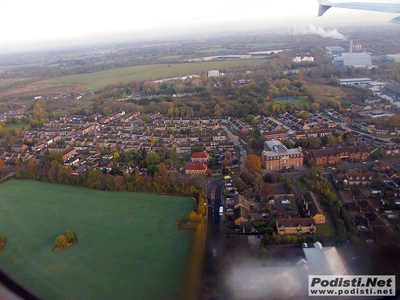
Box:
[65, 229, 75, 243]
[55, 235, 67, 247]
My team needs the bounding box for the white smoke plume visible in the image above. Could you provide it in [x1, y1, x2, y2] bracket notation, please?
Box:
[292, 24, 346, 40]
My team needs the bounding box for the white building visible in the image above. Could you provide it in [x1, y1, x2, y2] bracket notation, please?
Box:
[385, 54, 400, 63]
[207, 70, 220, 77]
[333, 53, 372, 67]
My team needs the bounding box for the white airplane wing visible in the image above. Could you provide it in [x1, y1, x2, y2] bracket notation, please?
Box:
[318, 0, 400, 23]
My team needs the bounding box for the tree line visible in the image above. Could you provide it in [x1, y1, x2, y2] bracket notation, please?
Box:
[15, 151, 206, 197]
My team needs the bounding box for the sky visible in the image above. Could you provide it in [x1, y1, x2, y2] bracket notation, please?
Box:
[0, 0, 396, 54]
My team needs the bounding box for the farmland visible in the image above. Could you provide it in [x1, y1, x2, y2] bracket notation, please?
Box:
[0, 180, 194, 300]
[36, 59, 267, 91]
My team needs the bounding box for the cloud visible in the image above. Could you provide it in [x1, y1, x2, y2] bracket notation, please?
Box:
[292, 24, 346, 40]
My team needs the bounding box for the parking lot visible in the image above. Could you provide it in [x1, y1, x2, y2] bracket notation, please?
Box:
[269, 195, 297, 219]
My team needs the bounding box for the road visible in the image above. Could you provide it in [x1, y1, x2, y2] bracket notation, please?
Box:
[222, 125, 247, 172]
[199, 179, 226, 299]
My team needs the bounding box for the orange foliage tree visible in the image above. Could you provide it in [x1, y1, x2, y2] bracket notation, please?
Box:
[244, 154, 262, 173]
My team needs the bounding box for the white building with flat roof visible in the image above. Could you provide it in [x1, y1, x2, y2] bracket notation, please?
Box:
[207, 70, 220, 77]
[333, 53, 372, 67]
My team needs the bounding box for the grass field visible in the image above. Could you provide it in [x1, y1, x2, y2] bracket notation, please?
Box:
[0, 180, 194, 300]
[36, 60, 267, 91]
[0, 123, 29, 133]
[276, 96, 311, 107]
[315, 215, 336, 238]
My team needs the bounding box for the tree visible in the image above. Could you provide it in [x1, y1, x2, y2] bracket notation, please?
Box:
[308, 137, 322, 149]
[244, 154, 262, 173]
[234, 177, 247, 192]
[261, 183, 275, 198]
[55, 235, 67, 247]
[146, 152, 161, 165]
[263, 172, 277, 183]
[65, 229, 75, 243]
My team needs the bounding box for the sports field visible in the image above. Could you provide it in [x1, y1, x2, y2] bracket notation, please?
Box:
[36, 59, 267, 91]
[0, 180, 194, 300]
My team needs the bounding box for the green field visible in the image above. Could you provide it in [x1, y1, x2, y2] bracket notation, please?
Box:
[276, 96, 311, 107]
[0, 123, 29, 133]
[0, 180, 194, 300]
[36, 60, 267, 91]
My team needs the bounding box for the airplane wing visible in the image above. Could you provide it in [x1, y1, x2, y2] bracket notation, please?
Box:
[318, 0, 400, 21]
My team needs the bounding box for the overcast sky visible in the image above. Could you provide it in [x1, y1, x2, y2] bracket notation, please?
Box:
[0, 0, 396, 54]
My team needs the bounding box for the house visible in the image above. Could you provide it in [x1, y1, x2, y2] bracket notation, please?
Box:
[373, 161, 391, 172]
[304, 145, 370, 165]
[190, 152, 210, 163]
[62, 147, 77, 162]
[233, 203, 250, 226]
[302, 191, 326, 224]
[346, 172, 378, 185]
[185, 163, 208, 176]
[276, 218, 316, 235]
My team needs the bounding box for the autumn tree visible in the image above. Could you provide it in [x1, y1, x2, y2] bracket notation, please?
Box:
[55, 235, 67, 247]
[261, 183, 275, 198]
[244, 154, 262, 173]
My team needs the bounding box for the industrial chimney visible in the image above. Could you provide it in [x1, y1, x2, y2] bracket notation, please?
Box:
[349, 40, 353, 53]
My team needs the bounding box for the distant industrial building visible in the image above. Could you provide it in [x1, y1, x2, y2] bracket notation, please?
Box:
[385, 54, 400, 63]
[261, 140, 303, 170]
[338, 77, 372, 86]
[333, 53, 372, 67]
[325, 46, 345, 55]
[207, 70, 220, 77]
[386, 85, 400, 99]
[358, 110, 396, 119]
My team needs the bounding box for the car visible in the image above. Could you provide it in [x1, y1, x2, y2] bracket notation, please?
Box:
[212, 248, 217, 257]
[269, 199, 275, 205]
[366, 239, 374, 243]
[351, 220, 357, 226]
[278, 212, 283, 218]
[302, 242, 308, 248]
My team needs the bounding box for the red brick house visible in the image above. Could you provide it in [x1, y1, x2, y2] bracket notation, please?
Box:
[185, 163, 208, 176]
[190, 152, 209, 163]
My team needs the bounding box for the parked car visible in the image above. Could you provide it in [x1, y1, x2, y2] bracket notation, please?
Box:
[278, 212, 283, 218]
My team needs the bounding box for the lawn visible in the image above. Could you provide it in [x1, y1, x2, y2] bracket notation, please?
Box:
[0, 123, 29, 134]
[295, 177, 309, 194]
[36, 60, 267, 91]
[0, 180, 194, 300]
[315, 215, 336, 238]
[276, 96, 311, 108]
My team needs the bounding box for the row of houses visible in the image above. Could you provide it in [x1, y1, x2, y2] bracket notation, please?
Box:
[303, 145, 370, 165]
